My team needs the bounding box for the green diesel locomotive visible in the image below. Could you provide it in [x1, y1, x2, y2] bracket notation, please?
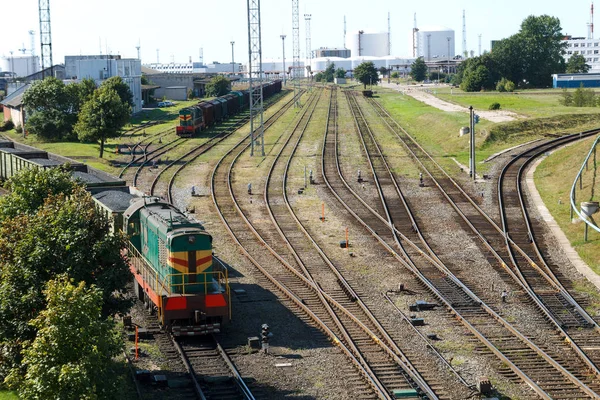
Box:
[124, 197, 230, 336]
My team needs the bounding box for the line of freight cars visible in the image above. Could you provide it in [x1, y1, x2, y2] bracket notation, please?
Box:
[0, 139, 230, 336]
[176, 79, 283, 137]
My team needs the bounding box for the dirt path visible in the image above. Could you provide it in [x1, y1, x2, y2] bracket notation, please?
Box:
[381, 82, 522, 123]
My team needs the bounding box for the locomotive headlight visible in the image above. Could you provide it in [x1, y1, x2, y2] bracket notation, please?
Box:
[188, 235, 196, 244]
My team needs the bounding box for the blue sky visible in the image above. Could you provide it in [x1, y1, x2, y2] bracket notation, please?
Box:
[1, 0, 595, 65]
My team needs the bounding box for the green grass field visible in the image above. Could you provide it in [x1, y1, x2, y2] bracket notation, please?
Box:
[434, 87, 600, 118]
[0, 391, 19, 400]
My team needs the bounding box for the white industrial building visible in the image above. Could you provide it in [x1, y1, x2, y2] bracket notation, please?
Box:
[563, 36, 600, 73]
[145, 61, 242, 75]
[346, 31, 390, 57]
[415, 26, 455, 61]
[0, 55, 39, 77]
[65, 55, 142, 113]
[242, 59, 306, 79]
[311, 56, 415, 75]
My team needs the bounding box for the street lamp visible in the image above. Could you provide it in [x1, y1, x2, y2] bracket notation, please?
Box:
[447, 37, 451, 77]
[230, 41, 235, 76]
[280, 35, 286, 86]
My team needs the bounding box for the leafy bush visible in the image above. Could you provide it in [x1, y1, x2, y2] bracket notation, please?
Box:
[496, 78, 516, 92]
[0, 120, 14, 131]
[559, 85, 596, 107]
[14, 124, 22, 134]
[489, 102, 501, 110]
[391, 71, 399, 79]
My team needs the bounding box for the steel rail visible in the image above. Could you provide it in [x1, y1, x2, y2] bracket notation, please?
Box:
[331, 91, 600, 398]
[210, 91, 391, 399]
[171, 334, 208, 400]
[323, 91, 553, 399]
[213, 335, 256, 400]
[498, 130, 600, 329]
[265, 88, 436, 398]
[367, 97, 600, 382]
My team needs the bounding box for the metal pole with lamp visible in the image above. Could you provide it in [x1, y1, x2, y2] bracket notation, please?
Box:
[280, 35, 286, 85]
[230, 41, 235, 76]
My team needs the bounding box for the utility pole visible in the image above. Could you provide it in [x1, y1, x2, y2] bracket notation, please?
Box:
[247, 0, 265, 156]
[388, 11, 391, 55]
[280, 34, 287, 85]
[413, 13, 419, 57]
[292, 0, 301, 107]
[344, 16, 347, 48]
[478, 34, 482, 56]
[427, 34, 431, 61]
[230, 41, 235, 75]
[29, 30, 37, 74]
[136, 40, 141, 61]
[462, 10, 467, 58]
[469, 106, 476, 180]
[156, 49, 159, 63]
[38, 0, 53, 78]
[447, 37, 451, 75]
[304, 14, 312, 86]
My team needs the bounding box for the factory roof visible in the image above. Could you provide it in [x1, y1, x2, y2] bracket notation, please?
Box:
[0, 84, 30, 108]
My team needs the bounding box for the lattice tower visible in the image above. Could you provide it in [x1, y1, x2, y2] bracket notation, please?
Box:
[292, 0, 301, 107]
[247, 0, 265, 156]
[38, 0, 53, 78]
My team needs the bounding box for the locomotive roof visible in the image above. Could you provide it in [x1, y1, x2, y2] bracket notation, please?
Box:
[143, 201, 205, 232]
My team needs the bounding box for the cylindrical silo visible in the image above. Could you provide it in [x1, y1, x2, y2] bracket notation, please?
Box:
[416, 26, 455, 61]
[346, 31, 389, 57]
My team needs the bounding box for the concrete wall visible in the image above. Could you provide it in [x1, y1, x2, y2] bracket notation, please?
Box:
[147, 74, 195, 99]
[164, 87, 188, 101]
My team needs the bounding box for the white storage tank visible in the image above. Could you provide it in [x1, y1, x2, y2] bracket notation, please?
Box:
[0, 55, 39, 77]
[416, 26, 455, 61]
[346, 31, 389, 57]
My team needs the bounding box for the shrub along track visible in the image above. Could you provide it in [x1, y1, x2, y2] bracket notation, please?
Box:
[320, 89, 600, 398]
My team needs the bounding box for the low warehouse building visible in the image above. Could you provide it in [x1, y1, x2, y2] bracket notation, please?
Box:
[552, 73, 600, 88]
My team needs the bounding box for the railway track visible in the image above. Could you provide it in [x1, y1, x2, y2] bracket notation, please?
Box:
[144, 91, 297, 201]
[174, 334, 256, 400]
[212, 89, 393, 399]
[498, 130, 600, 360]
[361, 95, 600, 382]
[320, 89, 600, 398]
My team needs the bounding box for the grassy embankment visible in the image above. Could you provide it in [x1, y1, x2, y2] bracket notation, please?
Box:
[534, 136, 600, 278]
[0, 391, 18, 400]
[377, 87, 600, 174]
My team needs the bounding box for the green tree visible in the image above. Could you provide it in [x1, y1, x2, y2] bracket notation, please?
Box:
[461, 64, 491, 92]
[457, 54, 498, 91]
[72, 78, 97, 108]
[0, 183, 130, 343]
[10, 277, 124, 399]
[22, 77, 79, 141]
[100, 76, 133, 108]
[354, 61, 379, 89]
[205, 75, 231, 97]
[518, 15, 566, 87]
[314, 72, 325, 82]
[566, 54, 591, 73]
[410, 57, 427, 82]
[391, 71, 399, 79]
[0, 167, 77, 221]
[335, 68, 346, 79]
[323, 63, 335, 83]
[75, 86, 131, 158]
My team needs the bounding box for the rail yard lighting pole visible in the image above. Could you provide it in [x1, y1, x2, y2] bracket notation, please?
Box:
[231, 41, 235, 76]
[281, 34, 286, 85]
[447, 37, 451, 76]
[469, 105, 476, 180]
